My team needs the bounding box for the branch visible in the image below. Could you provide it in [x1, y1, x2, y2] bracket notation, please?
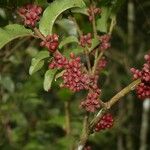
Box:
[106, 78, 141, 109]
[76, 79, 141, 149]
[77, 113, 89, 150]
[90, 79, 141, 130]
[33, 27, 45, 41]
[92, 51, 103, 75]
[109, 16, 116, 35]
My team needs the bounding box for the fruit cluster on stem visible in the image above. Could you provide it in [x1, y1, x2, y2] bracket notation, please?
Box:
[17, 4, 42, 27]
[87, 5, 101, 21]
[130, 53, 150, 99]
[40, 34, 59, 52]
[94, 113, 114, 132]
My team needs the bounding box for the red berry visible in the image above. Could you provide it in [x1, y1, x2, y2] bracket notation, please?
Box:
[87, 5, 101, 21]
[80, 90, 101, 112]
[80, 33, 92, 47]
[94, 113, 114, 132]
[80, 75, 101, 112]
[98, 57, 107, 69]
[130, 53, 150, 99]
[50, 42, 59, 52]
[99, 34, 111, 51]
[49, 52, 68, 69]
[40, 34, 59, 52]
[70, 52, 75, 59]
[61, 57, 90, 92]
[17, 4, 42, 27]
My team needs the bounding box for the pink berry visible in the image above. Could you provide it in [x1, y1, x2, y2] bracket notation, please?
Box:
[99, 34, 111, 51]
[17, 4, 43, 27]
[80, 89, 100, 112]
[70, 52, 75, 59]
[61, 57, 90, 92]
[98, 57, 107, 69]
[130, 53, 150, 99]
[80, 33, 92, 47]
[40, 34, 59, 52]
[94, 113, 114, 132]
[87, 5, 101, 21]
[49, 52, 68, 69]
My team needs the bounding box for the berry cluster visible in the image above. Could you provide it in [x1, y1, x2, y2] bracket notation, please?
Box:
[80, 33, 92, 47]
[98, 57, 107, 69]
[94, 113, 114, 132]
[87, 5, 101, 21]
[130, 53, 150, 99]
[130, 68, 142, 79]
[49, 52, 90, 92]
[61, 57, 89, 92]
[142, 54, 150, 82]
[40, 34, 59, 52]
[80, 89, 101, 112]
[18, 4, 42, 27]
[136, 83, 150, 99]
[99, 34, 111, 51]
[49, 52, 68, 69]
[49, 51, 102, 111]
[94, 57, 108, 75]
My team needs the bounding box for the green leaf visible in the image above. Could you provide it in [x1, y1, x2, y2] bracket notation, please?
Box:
[29, 60, 44, 75]
[39, 0, 85, 35]
[96, 7, 111, 33]
[89, 38, 100, 52]
[55, 70, 65, 81]
[59, 36, 79, 49]
[32, 50, 49, 60]
[71, 7, 88, 15]
[0, 24, 33, 49]
[43, 69, 57, 91]
[56, 19, 77, 36]
[29, 51, 49, 75]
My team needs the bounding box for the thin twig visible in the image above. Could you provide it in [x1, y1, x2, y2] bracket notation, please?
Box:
[84, 47, 92, 73]
[92, 51, 103, 75]
[77, 113, 89, 150]
[90, 2, 97, 38]
[33, 27, 45, 41]
[109, 16, 116, 35]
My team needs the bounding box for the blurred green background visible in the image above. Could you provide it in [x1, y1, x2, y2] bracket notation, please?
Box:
[0, 0, 150, 150]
